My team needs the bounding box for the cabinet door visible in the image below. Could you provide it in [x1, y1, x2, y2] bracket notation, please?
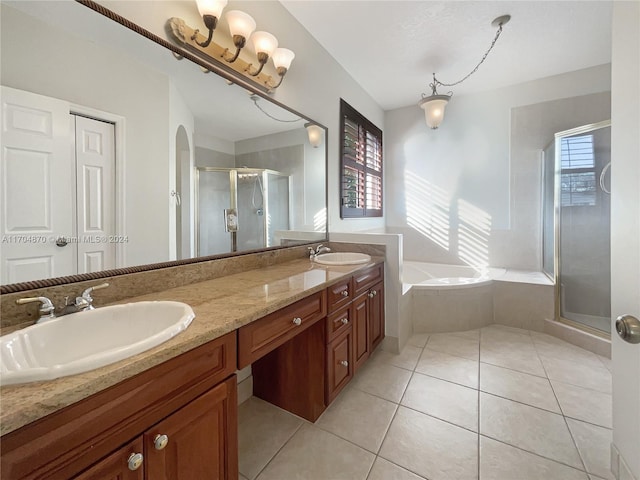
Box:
[326, 327, 353, 403]
[352, 294, 369, 372]
[144, 376, 238, 480]
[73, 438, 144, 480]
[368, 281, 385, 351]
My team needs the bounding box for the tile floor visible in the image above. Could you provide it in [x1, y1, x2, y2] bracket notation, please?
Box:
[238, 324, 613, 480]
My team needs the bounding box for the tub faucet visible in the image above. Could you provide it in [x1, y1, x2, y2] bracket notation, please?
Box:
[308, 244, 331, 260]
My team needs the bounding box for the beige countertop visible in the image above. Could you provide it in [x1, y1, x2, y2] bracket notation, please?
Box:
[0, 257, 383, 436]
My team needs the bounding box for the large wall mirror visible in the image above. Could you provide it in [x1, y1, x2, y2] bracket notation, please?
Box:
[0, 0, 327, 288]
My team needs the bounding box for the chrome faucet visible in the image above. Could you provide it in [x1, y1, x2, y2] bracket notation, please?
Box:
[15, 296, 56, 323]
[75, 282, 110, 312]
[59, 282, 110, 315]
[308, 244, 331, 260]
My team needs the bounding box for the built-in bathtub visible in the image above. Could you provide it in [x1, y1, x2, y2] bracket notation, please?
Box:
[402, 261, 505, 290]
[402, 261, 506, 333]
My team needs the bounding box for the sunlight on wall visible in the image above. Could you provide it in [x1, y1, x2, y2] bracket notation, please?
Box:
[405, 171, 450, 251]
[458, 199, 491, 268]
[314, 207, 327, 232]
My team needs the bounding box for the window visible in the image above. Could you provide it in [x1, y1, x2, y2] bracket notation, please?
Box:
[560, 134, 596, 206]
[340, 99, 383, 218]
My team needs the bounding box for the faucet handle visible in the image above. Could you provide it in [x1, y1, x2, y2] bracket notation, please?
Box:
[81, 282, 109, 299]
[79, 282, 109, 310]
[16, 296, 56, 321]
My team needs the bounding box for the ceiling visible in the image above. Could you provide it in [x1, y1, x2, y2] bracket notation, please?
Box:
[281, 1, 613, 111]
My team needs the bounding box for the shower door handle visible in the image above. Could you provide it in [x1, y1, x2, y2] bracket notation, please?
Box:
[616, 314, 640, 344]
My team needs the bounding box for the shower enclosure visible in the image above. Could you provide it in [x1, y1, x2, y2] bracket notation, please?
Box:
[542, 120, 612, 334]
[196, 167, 290, 256]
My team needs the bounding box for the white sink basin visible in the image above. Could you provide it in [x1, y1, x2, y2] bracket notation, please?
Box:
[314, 252, 372, 266]
[0, 301, 194, 386]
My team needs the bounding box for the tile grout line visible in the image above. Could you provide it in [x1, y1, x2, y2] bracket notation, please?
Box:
[531, 336, 590, 475]
[250, 420, 305, 480]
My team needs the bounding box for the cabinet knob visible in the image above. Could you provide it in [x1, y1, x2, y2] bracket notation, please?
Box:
[154, 434, 169, 450]
[340, 360, 349, 367]
[292, 317, 302, 326]
[341, 318, 349, 325]
[368, 291, 374, 298]
[127, 453, 143, 471]
[341, 290, 349, 297]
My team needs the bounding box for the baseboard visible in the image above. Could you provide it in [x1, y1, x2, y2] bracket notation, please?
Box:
[544, 319, 611, 358]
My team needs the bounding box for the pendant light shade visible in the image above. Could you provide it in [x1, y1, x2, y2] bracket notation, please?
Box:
[305, 123, 323, 148]
[419, 94, 451, 130]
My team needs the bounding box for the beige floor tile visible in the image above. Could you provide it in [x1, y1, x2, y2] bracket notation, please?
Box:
[379, 407, 478, 480]
[426, 333, 479, 360]
[481, 326, 534, 347]
[367, 457, 427, 480]
[401, 373, 478, 431]
[450, 329, 481, 340]
[408, 333, 430, 347]
[480, 363, 560, 413]
[480, 436, 589, 480]
[238, 397, 303, 480]
[552, 381, 612, 428]
[540, 356, 612, 394]
[480, 346, 547, 377]
[567, 419, 615, 480]
[240, 475, 249, 480]
[415, 348, 479, 389]
[316, 387, 397, 453]
[597, 355, 612, 372]
[351, 361, 412, 403]
[370, 345, 423, 371]
[483, 324, 532, 336]
[479, 393, 583, 469]
[532, 337, 604, 369]
[257, 424, 375, 480]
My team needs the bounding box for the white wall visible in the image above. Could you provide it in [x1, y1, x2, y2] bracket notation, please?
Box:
[1, 4, 172, 268]
[385, 64, 611, 269]
[100, 0, 386, 234]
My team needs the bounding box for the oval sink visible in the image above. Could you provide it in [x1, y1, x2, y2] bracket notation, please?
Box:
[314, 252, 372, 266]
[0, 301, 194, 386]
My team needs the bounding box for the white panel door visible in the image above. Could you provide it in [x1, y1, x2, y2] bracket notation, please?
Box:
[0, 86, 75, 283]
[611, 2, 640, 479]
[74, 115, 115, 274]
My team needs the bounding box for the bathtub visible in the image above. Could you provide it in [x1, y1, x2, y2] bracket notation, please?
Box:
[402, 261, 505, 290]
[403, 261, 505, 333]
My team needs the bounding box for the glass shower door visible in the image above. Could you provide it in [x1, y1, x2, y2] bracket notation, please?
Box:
[556, 122, 611, 333]
[196, 169, 233, 256]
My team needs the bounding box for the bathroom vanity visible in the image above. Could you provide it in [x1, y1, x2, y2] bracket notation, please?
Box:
[0, 259, 385, 479]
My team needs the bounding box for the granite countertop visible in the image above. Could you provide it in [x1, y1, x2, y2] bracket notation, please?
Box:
[0, 257, 383, 436]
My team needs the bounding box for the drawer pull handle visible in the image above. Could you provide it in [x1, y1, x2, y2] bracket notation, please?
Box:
[340, 360, 349, 367]
[292, 317, 302, 326]
[128, 453, 143, 471]
[154, 434, 169, 450]
[341, 290, 349, 297]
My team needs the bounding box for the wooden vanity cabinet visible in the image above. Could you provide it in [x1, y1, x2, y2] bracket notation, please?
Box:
[1, 332, 238, 480]
[351, 266, 385, 374]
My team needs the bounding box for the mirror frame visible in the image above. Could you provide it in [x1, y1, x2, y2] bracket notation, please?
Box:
[0, 0, 328, 294]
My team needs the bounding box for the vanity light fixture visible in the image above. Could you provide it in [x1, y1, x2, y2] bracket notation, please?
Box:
[168, 2, 295, 93]
[419, 14, 510, 129]
[305, 123, 323, 148]
[192, 0, 228, 48]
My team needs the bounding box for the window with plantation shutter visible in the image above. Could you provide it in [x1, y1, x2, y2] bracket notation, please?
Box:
[340, 99, 383, 218]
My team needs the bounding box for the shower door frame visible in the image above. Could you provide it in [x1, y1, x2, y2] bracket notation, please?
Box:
[551, 119, 612, 338]
[194, 167, 290, 256]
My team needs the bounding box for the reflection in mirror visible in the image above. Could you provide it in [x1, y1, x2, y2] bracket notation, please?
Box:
[0, 1, 327, 286]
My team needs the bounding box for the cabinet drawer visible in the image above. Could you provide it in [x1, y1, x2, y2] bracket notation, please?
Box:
[353, 264, 384, 296]
[326, 278, 352, 312]
[238, 291, 327, 368]
[326, 304, 351, 343]
[326, 327, 353, 404]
